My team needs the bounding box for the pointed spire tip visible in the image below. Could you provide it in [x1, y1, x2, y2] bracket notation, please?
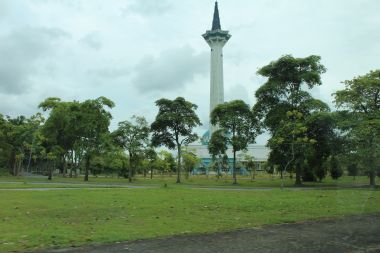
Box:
[212, 1, 221, 30]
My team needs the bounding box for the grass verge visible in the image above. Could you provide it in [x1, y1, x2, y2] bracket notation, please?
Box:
[0, 187, 379, 252]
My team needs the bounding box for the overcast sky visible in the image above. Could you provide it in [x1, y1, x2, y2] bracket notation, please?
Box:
[0, 0, 379, 144]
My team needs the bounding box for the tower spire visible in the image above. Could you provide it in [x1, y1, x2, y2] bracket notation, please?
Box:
[203, 1, 231, 136]
[212, 1, 221, 30]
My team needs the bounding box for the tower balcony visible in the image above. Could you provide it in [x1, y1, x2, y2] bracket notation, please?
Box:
[202, 29, 231, 46]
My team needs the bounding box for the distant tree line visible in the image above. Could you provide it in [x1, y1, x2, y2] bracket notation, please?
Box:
[0, 55, 379, 186]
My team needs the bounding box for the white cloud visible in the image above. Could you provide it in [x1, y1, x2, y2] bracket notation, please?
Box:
[0, 0, 379, 145]
[125, 0, 172, 15]
[133, 46, 208, 93]
[0, 27, 69, 94]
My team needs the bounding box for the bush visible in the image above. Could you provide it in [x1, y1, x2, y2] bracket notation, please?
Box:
[330, 156, 343, 180]
[302, 163, 316, 182]
[347, 163, 359, 178]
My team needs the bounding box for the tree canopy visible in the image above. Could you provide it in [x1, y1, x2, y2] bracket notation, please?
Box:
[151, 97, 201, 183]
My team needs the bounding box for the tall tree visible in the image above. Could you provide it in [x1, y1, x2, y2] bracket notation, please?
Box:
[151, 97, 201, 183]
[41, 97, 114, 180]
[144, 147, 157, 179]
[39, 98, 81, 177]
[211, 100, 260, 184]
[253, 55, 328, 185]
[77, 97, 114, 181]
[334, 69, 380, 186]
[182, 150, 201, 179]
[305, 112, 337, 182]
[113, 116, 150, 182]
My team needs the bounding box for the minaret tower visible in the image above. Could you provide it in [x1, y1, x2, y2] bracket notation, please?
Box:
[203, 1, 231, 135]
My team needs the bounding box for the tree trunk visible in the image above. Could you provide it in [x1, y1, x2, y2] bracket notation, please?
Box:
[295, 161, 302, 186]
[48, 161, 52, 180]
[176, 145, 181, 184]
[128, 152, 133, 183]
[9, 150, 16, 175]
[84, 155, 90, 182]
[233, 150, 237, 185]
[369, 171, 376, 187]
[217, 156, 221, 180]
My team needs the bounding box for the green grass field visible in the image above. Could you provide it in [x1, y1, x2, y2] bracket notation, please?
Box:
[0, 174, 373, 189]
[0, 186, 379, 252]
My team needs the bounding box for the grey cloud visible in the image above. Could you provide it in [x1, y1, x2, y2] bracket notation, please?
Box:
[0, 1, 8, 21]
[81, 32, 102, 50]
[0, 27, 68, 94]
[87, 68, 129, 79]
[125, 0, 172, 15]
[133, 46, 208, 93]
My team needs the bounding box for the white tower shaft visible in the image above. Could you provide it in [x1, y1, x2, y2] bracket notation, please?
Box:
[203, 2, 231, 135]
[209, 42, 225, 134]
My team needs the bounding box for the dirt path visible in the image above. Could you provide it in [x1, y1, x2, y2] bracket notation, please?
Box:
[34, 214, 380, 253]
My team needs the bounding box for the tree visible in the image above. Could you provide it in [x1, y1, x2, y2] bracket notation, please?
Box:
[39, 98, 81, 177]
[254, 55, 328, 185]
[144, 147, 157, 179]
[182, 150, 201, 179]
[211, 100, 260, 184]
[1, 114, 45, 176]
[347, 163, 359, 179]
[330, 156, 343, 180]
[113, 116, 150, 182]
[334, 69, 380, 186]
[151, 97, 201, 183]
[75, 97, 114, 181]
[305, 112, 337, 182]
[208, 129, 228, 179]
[268, 110, 316, 185]
[244, 154, 256, 181]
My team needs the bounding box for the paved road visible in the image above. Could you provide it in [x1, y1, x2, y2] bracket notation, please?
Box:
[33, 214, 380, 253]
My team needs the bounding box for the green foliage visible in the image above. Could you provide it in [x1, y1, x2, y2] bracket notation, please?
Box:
[208, 129, 228, 158]
[330, 156, 343, 180]
[305, 112, 338, 182]
[254, 55, 328, 185]
[347, 163, 359, 178]
[182, 150, 201, 178]
[0, 113, 45, 176]
[208, 129, 228, 178]
[40, 97, 114, 181]
[334, 69, 380, 186]
[113, 116, 150, 181]
[151, 97, 201, 183]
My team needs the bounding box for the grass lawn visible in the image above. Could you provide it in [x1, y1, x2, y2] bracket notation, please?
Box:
[0, 174, 373, 189]
[0, 187, 379, 252]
